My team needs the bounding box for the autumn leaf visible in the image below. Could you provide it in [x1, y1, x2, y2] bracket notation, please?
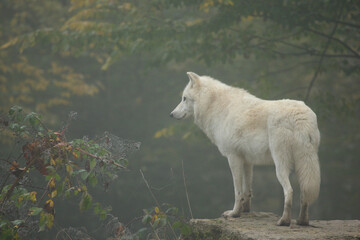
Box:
[154, 207, 160, 214]
[72, 151, 79, 158]
[0, 37, 18, 49]
[10, 161, 19, 171]
[29, 191, 37, 202]
[48, 178, 56, 189]
[50, 158, 56, 166]
[45, 213, 54, 228]
[50, 190, 57, 198]
[66, 164, 73, 175]
[45, 199, 54, 208]
[18, 195, 24, 204]
[44, 199, 55, 215]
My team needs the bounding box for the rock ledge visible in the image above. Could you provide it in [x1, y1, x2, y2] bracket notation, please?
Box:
[184, 212, 360, 240]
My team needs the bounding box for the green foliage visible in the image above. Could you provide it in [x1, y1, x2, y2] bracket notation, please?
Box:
[5, 1, 358, 70]
[138, 203, 192, 239]
[0, 106, 135, 238]
[29, 207, 42, 216]
[172, 220, 192, 236]
[2, 0, 357, 121]
[79, 192, 93, 211]
[0, 224, 19, 240]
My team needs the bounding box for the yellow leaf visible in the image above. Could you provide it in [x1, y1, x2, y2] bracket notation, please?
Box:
[153, 127, 174, 139]
[48, 178, 55, 189]
[72, 152, 79, 158]
[30, 192, 37, 202]
[50, 158, 56, 166]
[50, 190, 57, 198]
[154, 207, 160, 214]
[18, 195, 24, 203]
[154, 130, 162, 139]
[46, 199, 54, 208]
[46, 213, 54, 228]
[0, 37, 18, 50]
[101, 56, 112, 70]
[66, 164, 73, 175]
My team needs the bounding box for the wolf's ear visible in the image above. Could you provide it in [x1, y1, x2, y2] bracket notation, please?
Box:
[187, 72, 200, 87]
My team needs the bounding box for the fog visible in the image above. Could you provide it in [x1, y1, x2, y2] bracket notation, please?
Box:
[1, 1, 359, 239]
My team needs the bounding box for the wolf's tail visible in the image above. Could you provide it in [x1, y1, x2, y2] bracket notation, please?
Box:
[294, 128, 321, 205]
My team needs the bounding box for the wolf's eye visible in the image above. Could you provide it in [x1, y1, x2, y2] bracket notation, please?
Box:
[183, 96, 186, 101]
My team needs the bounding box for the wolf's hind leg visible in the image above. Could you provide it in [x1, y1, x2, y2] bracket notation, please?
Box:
[270, 128, 294, 226]
[297, 200, 309, 226]
[241, 161, 253, 212]
[274, 160, 293, 226]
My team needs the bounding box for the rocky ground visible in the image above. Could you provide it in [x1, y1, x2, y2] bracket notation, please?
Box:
[184, 212, 360, 240]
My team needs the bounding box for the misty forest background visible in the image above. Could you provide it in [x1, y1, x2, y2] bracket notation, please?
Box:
[0, 0, 359, 239]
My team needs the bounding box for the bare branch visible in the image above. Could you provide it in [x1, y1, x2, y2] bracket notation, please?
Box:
[319, 16, 360, 29]
[273, 86, 309, 99]
[182, 159, 193, 219]
[139, 169, 160, 209]
[306, 28, 360, 58]
[139, 169, 178, 239]
[229, 22, 359, 60]
[258, 61, 316, 79]
[304, 2, 344, 102]
[251, 33, 316, 53]
[75, 147, 126, 169]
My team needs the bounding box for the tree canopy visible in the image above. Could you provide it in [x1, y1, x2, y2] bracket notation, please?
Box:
[3, 0, 359, 107]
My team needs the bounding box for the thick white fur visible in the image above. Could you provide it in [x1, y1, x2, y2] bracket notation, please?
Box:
[170, 72, 321, 226]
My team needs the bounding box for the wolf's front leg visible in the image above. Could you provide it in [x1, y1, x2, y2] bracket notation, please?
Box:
[241, 161, 253, 212]
[222, 155, 244, 218]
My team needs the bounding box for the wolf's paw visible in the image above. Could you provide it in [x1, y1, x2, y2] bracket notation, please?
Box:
[222, 210, 240, 218]
[277, 217, 291, 226]
[296, 218, 309, 226]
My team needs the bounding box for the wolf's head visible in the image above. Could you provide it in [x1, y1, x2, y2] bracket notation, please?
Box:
[170, 72, 200, 120]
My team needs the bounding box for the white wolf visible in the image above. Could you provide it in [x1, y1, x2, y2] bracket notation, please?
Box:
[170, 72, 320, 226]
